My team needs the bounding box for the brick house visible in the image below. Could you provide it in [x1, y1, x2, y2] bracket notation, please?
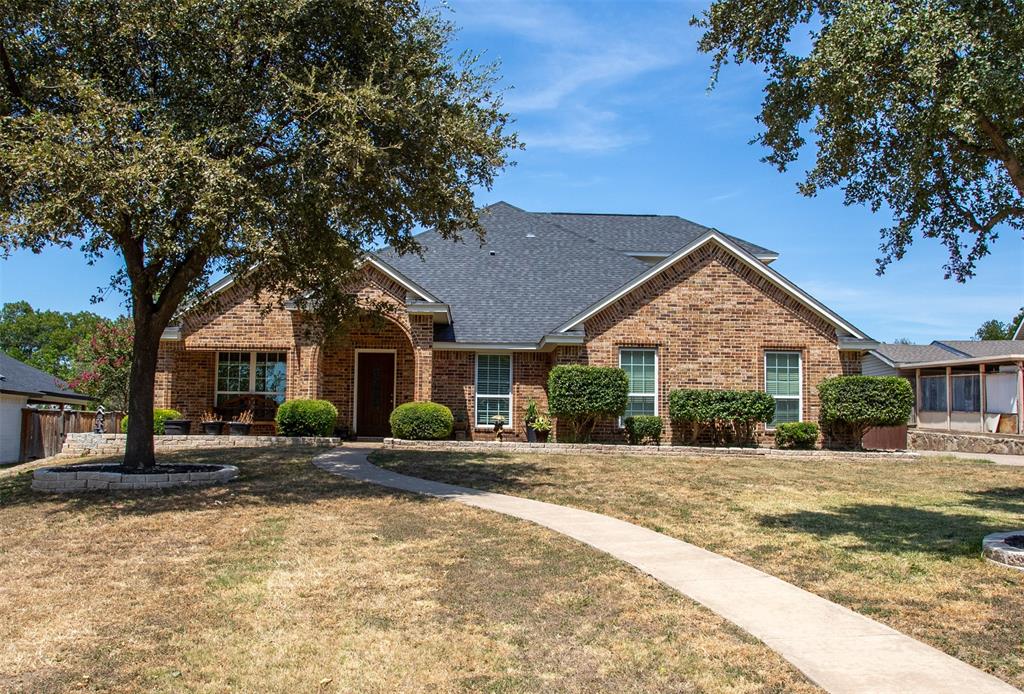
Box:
[155, 202, 875, 442]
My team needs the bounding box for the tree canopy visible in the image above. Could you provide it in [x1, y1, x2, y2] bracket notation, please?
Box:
[693, 0, 1023, 281]
[1, 0, 516, 467]
[974, 307, 1024, 339]
[0, 301, 106, 380]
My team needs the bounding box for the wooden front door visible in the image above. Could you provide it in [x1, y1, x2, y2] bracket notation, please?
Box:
[356, 352, 395, 437]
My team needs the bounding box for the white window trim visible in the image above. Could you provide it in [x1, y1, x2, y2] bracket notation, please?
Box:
[618, 347, 658, 428]
[474, 352, 513, 430]
[352, 349, 398, 433]
[214, 351, 288, 420]
[764, 351, 802, 430]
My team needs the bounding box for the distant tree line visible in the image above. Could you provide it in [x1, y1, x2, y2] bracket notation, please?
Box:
[0, 301, 132, 409]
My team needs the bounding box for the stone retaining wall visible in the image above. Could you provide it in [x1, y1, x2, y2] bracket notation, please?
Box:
[32, 464, 239, 493]
[60, 433, 341, 458]
[381, 438, 922, 461]
[907, 429, 1024, 456]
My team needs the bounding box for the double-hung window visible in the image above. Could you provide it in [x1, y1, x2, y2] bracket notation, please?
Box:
[216, 351, 287, 420]
[620, 348, 657, 422]
[920, 375, 946, 412]
[476, 354, 512, 427]
[765, 351, 801, 427]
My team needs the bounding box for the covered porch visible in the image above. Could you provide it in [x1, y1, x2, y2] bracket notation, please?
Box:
[908, 356, 1023, 435]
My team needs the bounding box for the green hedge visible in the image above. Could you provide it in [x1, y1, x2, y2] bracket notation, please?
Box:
[668, 389, 775, 445]
[275, 399, 338, 437]
[389, 401, 454, 440]
[121, 408, 182, 435]
[624, 415, 662, 445]
[818, 376, 913, 447]
[547, 365, 629, 442]
[774, 421, 819, 449]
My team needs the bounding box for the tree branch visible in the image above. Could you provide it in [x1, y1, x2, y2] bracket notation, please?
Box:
[978, 116, 1024, 198]
[0, 39, 24, 101]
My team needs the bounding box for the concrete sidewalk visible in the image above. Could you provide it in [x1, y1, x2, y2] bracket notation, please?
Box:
[314, 448, 1020, 694]
[918, 450, 1024, 467]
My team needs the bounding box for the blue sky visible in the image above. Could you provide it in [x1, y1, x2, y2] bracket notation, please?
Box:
[1, 0, 1021, 342]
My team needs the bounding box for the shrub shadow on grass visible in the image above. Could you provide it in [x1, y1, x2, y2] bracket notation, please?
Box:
[0, 446, 428, 516]
[759, 504, 1006, 557]
[370, 450, 556, 494]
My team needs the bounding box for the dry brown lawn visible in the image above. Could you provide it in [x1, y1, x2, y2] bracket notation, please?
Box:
[0, 448, 817, 693]
[372, 449, 1024, 689]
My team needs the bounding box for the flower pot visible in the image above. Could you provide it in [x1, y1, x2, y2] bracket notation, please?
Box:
[535, 430, 550, 443]
[228, 422, 252, 436]
[525, 425, 537, 443]
[164, 420, 192, 436]
[201, 421, 225, 435]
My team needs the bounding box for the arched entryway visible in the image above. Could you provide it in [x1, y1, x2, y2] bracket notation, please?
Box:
[321, 314, 417, 437]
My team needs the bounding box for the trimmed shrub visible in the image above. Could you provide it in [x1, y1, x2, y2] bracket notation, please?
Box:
[390, 401, 454, 440]
[624, 415, 662, 445]
[818, 376, 913, 448]
[275, 399, 338, 437]
[774, 421, 820, 449]
[547, 365, 629, 442]
[121, 408, 182, 435]
[669, 389, 775, 445]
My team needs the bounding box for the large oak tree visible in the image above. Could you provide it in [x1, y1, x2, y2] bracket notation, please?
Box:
[1, 0, 516, 468]
[693, 1, 1023, 280]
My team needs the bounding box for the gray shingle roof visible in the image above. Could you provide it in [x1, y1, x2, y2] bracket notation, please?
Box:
[0, 352, 92, 401]
[934, 340, 1024, 358]
[377, 202, 779, 344]
[874, 340, 1024, 365]
[539, 212, 776, 258]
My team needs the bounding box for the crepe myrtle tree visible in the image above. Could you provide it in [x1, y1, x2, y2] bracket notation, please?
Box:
[693, 1, 1023, 281]
[0, 0, 517, 469]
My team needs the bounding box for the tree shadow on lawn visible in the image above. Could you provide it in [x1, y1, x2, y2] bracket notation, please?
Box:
[0, 446, 432, 517]
[759, 504, 1013, 557]
[369, 450, 557, 494]
[960, 487, 1024, 517]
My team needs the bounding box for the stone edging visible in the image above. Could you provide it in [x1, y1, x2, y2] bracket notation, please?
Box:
[60, 432, 342, 458]
[908, 429, 1024, 456]
[381, 438, 922, 461]
[982, 531, 1024, 571]
[31, 464, 239, 493]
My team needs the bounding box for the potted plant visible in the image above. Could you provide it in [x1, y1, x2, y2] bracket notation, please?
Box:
[532, 415, 552, 443]
[200, 410, 225, 435]
[229, 409, 254, 436]
[524, 399, 539, 442]
[491, 414, 506, 442]
[454, 413, 469, 441]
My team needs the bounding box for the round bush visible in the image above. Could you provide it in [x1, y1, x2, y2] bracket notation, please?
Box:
[818, 376, 913, 447]
[275, 399, 338, 437]
[774, 421, 820, 449]
[624, 415, 662, 445]
[390, 402, 454, 440]
[121, 408, 182, 435]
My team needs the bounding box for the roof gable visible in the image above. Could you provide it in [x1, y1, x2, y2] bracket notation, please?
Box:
[553, 231, 868, 339]
[0, 352, 91, 401]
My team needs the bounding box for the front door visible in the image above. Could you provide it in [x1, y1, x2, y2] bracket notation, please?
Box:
[356, 352, 395, 437]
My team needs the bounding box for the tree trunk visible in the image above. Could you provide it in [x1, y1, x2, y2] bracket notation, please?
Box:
[123, 312, 163, 470]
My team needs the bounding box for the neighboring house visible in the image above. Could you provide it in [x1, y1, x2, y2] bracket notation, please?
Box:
[864, 341, 1023, 434]
[0, 352, 93, 463]
[156, 202, 876, 442]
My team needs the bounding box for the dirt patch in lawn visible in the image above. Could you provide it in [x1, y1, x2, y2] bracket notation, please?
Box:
[372, 449, 1024, 689]
[0, 446, 817, 693]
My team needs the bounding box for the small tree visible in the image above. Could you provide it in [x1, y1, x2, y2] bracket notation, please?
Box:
[1, 1, 516, 468]
[69, 318, 133, 411]
[547, 365, 629, 443]
[818, 376, 914, 448]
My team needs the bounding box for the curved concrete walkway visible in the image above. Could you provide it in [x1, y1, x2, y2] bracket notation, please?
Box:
[314, 448, 1020, 694]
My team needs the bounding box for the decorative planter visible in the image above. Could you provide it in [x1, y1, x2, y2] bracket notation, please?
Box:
[163, 420, 192, 436]
[525, 425, 537, 443]
[201, 421, 225, 435]
[535, 430, 550, 443]
[228, 422, 252, 436]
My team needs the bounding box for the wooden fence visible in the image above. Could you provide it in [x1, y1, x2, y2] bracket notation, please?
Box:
[861, 424, 908, 451]
[19, 409, 124, 462]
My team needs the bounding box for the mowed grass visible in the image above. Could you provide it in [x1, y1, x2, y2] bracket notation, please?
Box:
[372, 449, 1024, 688]
[0, 448, 818, 694]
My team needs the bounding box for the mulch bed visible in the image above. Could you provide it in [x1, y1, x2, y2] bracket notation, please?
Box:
[1005, 535, 1024, 549]
[51, 464, 224, 475]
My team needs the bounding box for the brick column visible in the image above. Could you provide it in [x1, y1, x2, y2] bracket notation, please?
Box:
[409, 314, 433, 401]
